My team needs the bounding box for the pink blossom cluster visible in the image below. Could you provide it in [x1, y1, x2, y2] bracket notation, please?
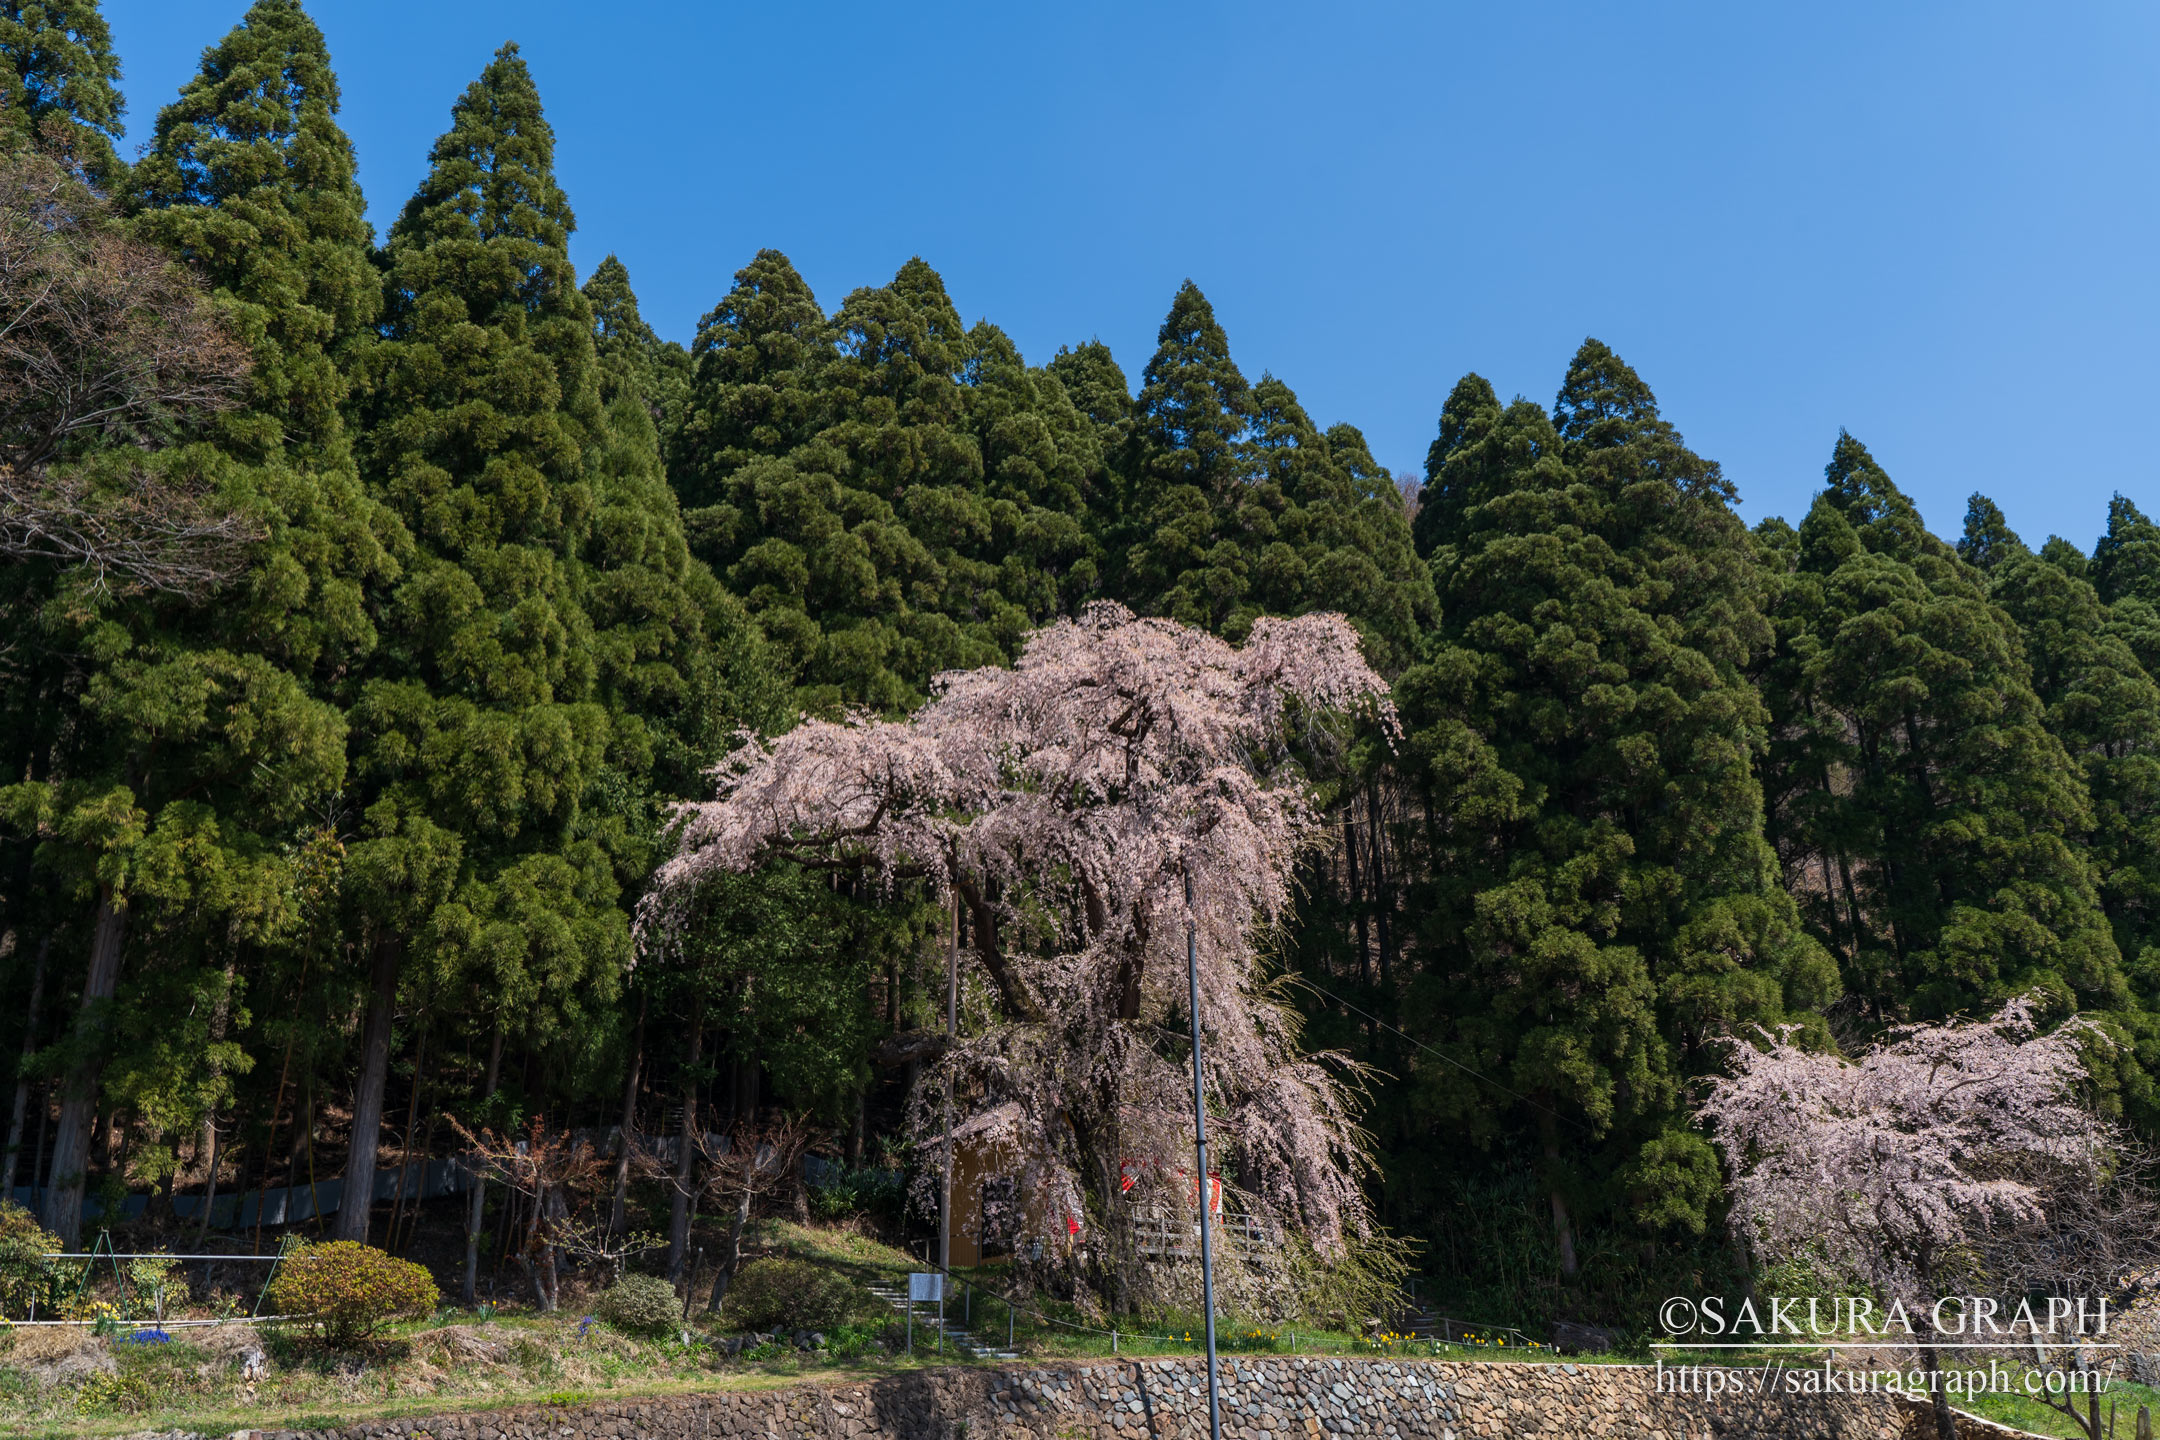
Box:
[1698, 997, 2108, 1319]
[640, 603, 1394, 1305]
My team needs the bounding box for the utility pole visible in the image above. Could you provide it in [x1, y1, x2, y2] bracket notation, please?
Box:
[1186, 868, 1222, 1440]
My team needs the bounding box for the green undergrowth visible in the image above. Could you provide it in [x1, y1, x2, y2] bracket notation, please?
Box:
[29, 1220, 2132, 1440]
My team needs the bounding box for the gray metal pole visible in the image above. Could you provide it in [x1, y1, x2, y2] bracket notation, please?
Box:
[940, 893, 957, 1272]
[1186, 869, 1222, 1440]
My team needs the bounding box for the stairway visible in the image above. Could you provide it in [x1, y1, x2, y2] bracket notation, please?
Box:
[865, 1279, 1019, 1360]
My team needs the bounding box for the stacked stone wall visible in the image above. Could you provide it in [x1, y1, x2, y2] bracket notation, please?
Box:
[233, 1355, 2051, 1440]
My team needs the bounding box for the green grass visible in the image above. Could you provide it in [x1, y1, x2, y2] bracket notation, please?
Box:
[26, 1219, 2133, 1440]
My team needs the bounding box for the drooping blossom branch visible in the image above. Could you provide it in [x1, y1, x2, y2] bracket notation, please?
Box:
[640, 603, 1396, 1314]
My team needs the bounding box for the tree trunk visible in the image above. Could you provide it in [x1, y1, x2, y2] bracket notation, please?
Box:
[667, 1007, 704, 1281]
[2, 934, 51, 1193]
[461, 1023, 504, 1305]
[1343, 813, 1370, 987]
[193, 955, 238, 1240]
[252, 951, 307, 1254]
[384, 1019, 429, 1251]
[194, 1114, 224, 1240]
[42, 887, 128, 1245]
[332, 935, 401, 1243]
[1366, 779, 1395, 997]
[1539, 1110, 1579, 1279]
[608, 988, 646, 1239]
[705, 1179, 755, 1313]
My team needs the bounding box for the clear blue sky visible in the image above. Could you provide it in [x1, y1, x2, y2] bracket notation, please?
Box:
[103, 1, 2160, 549]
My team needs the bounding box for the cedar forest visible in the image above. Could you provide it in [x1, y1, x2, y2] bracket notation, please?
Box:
[5, 0, 2158, 1338]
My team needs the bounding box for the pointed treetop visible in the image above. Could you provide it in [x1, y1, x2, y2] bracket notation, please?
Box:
[668, 248, 830, 511]
[1046, 338, 1132, 455]
[889, 254, 962, 337]
[830, 254, 969, 414]
[2038, 535, 2091, 582]
[1549, 339, 1730, 506]
[1820, 430, 1911, 524]
[585, 254, 656, 357]
[131, 0, 353, 209]
[1957, 493, 2027, 573]
[1416, 377, 1564, 561]
[2094, 494, 2160, 605]
[1136, 278, 1251, 493]
[1552, 337, 1659, 445]
[690, 248, 825, 370]
[583, 252, 687, 418]
[391, 41, 572, 255]
[1429, 371, 1500, 471]
[128, 0, 376, 469]
[1249, 371, 1319, 453]
[1795, 492, 1862, 575]
[0, 0, 123, 184]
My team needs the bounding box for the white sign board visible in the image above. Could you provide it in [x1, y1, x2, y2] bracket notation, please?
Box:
[908, 1271, 944, 1303]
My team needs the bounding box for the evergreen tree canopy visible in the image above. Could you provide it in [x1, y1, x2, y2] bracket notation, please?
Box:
[1122, 286, 1433, 661]
[1969, 496, 2160, 1121]
[1395, 341, 1830, 1258]
[584, 253, 690, 433]
[0, 0, 122, 184]
[2094, 494, 2160, 607]
[128, 0, 397, 675]
[1757, 435, 2123, 1028]
[1956, 492, 2026, 574]
[666, 252, 1099, 713]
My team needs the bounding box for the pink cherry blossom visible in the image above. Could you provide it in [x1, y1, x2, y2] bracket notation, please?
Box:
[640, 603, 1394, 1310]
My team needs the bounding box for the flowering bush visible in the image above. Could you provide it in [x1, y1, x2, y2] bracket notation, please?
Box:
[721, 1258, 858, 1332]
[595, 1273, 680, 1334]
[266, 1241, 439, 1345]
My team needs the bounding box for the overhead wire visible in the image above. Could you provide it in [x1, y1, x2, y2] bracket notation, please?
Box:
[1293, 978, 1596, 1136]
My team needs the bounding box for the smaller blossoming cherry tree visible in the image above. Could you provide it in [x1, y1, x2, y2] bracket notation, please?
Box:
[1698, 998, 2110, 1440]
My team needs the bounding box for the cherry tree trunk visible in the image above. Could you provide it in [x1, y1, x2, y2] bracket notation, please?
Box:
[332, 936, 401, 1242]
[705, 1180, 755, 1313]
[42, 888, 128, 1245]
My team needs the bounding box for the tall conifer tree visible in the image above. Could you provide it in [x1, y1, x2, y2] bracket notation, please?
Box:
[668, 254, 1098, 712]
[345, 45, 762, 1241]
[1962, 496, 2160, 1120]
[0, 0, 123, 184]
[1756, 437, 2123, 1028]
[8, 0, 373, 1241]
[1397, 343, 1831, 1273]
[1125, 281, 1255, 628]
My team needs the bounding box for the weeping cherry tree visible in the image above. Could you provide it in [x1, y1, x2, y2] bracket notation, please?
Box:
[641, 602, 1396, 1318]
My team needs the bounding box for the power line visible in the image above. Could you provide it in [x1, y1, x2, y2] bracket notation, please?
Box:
[1294, 979, 1596, 1136]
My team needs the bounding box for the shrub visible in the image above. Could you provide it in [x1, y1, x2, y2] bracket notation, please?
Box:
[808, 1167, 905, 1223]
[0, 1200, 62, 1319]
[595, 1273, 680, 1334]
[722, 1258, 858, 1332]
[265, 1241, 438, 1346]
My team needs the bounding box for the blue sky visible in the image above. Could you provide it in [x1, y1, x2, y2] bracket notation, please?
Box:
[103, 1, 2160, 549]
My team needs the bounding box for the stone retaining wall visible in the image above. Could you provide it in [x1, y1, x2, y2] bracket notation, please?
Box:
[225, 1355, 2041, 1440]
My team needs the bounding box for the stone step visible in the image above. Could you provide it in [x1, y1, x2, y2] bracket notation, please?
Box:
[863, 1282, 1017, 1359]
